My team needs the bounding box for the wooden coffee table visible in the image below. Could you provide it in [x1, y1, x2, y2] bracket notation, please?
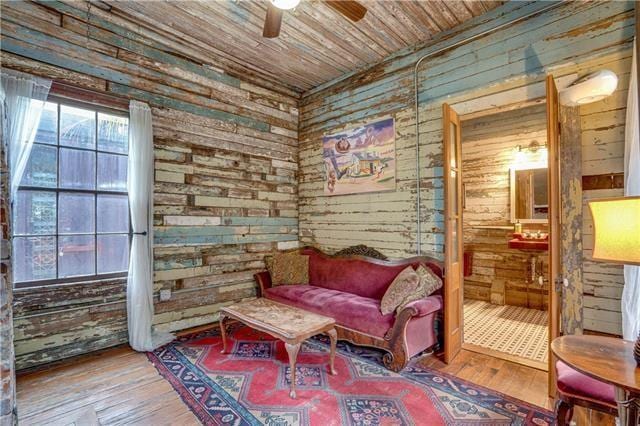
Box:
[219, 298, 338, 399]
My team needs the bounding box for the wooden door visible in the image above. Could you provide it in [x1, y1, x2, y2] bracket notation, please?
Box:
[443, 103, 464, 364]
[546, 75, 561, 395]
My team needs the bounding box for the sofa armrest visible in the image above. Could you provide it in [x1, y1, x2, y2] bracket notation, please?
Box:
[399, 295, 443, 317]
[254, 271, 272, 297]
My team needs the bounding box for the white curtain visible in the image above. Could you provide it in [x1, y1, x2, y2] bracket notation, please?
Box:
[1, 69, 51, 198]
[622, 39, 640, 341]
[127, 100, 173, 351]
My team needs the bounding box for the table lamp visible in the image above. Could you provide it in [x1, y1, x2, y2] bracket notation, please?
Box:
[588, 196, 640, 363]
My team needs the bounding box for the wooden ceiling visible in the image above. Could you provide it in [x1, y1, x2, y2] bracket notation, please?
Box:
[105, 0, 503, 94]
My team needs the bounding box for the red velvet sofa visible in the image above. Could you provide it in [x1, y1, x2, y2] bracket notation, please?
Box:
[254, 247, 444, 371]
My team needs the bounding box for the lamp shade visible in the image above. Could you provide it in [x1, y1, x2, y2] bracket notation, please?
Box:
[588, 196, 640, 265]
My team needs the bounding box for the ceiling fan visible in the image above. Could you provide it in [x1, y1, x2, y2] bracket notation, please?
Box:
[263, 0, 368, 38]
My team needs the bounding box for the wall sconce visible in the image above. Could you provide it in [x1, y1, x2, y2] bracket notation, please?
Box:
[513, 140, 548, 166]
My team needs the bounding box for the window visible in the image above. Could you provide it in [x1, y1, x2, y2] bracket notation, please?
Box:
[12, 99, 130, 287]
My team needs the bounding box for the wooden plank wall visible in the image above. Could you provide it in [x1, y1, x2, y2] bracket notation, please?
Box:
[579, 55, 629, 336]
[577, 48, 632, 336]
[1, 0, 300, 369]
[2, 0, 632, 370]
[460, 104, 549, 310]
[560, 105, 584, 335]
[298, 1, 634, 334]
[99, 1, 504, 93]
[0, 122, 16, 422]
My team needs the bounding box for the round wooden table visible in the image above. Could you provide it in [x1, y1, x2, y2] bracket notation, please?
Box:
[551, 335, 640, 425]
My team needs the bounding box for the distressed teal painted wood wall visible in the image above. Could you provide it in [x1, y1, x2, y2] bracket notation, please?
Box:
[2, 0, 633, 370]
[299, 0, 633, 334]
[1, 0, 299, 369]
[460, 104, 550, 310]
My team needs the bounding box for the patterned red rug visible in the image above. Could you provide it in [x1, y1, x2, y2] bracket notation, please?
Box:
[147, 324, 554, 425]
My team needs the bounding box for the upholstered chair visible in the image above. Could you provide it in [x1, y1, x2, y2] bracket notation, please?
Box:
[554, 360, 618, 425]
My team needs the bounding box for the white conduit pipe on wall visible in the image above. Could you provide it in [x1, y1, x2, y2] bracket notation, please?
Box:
[412, 1, 563, 255]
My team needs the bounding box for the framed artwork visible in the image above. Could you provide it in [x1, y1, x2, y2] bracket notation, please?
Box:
[322, 117, 396, 196]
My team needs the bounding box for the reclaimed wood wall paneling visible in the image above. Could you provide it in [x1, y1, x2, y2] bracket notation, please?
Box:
[2, 0, 300, 369]
[461, 104, 549, 310]
[302, 1, 633, 125]
[0, 117, 16, 423]
[103, 0, 502, 92]
[298, 1, 634, 334]
[560, 105, 583, 334]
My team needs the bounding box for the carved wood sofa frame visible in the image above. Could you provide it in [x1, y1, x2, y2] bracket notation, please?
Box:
[253, 246, 444, 372]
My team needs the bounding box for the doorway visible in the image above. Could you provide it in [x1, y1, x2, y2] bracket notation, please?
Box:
[459, 102, 550, 371]
[442, 76, 561, 391]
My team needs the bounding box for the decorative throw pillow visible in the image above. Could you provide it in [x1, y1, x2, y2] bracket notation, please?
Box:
[264, 255, 274, 275]
[271, 252, 309, 286]
[417, 264, 443, 295]
[396, 264, 443, 314]
[380, 266, 420, 315]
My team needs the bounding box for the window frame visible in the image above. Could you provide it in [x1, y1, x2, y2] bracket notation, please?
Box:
[13, 95, 131, 289]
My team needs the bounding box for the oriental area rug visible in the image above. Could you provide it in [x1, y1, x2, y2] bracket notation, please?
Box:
[147, 325, 554, 426]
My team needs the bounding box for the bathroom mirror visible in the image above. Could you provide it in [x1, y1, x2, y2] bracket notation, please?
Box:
[510, 166, 548, 223]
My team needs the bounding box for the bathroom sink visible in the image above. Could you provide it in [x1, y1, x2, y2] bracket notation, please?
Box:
[508, 232, 549, 251]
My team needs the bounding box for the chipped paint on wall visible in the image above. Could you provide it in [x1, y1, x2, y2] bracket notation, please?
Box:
[1, 0, 299, 369]
[299, 0, 633, 334]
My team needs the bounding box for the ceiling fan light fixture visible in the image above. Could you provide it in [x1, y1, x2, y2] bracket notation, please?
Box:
[271, 0, 300, 10]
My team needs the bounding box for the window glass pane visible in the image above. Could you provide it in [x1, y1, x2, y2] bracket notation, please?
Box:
[58, 235, 95, 278]
[13, 236, 56, 282]
[451, 220, 459, 263]
[98, 153, 127, 191]
[20, 144, 57, 188]
[34, 102, 58, 145]
[449, 122, 458, 168]
[97, 194, 129, 233]
[14, 191, 56, 235]
[13, 101, 131, 286]
[59, 148, 95, 190]
[97, 234, 129, 274]
[449, 169, 459, 215]
[59, 193, 95, 234]
[60, 105, 95, 149]
[98, 113, 128, 154]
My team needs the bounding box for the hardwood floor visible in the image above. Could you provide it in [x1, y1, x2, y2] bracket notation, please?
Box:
[16, 346, 199, 425]
[16, 329, 616, 425]
[418, 348, 552, 409]
[417, 349, 615, 425]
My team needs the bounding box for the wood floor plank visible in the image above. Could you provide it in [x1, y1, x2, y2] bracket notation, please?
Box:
[24, 374, 175, 424]
[19, 363, 161, 419]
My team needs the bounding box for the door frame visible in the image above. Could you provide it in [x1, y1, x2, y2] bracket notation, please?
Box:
[441, 78, 561, 384]
[546, 74, 561, 395]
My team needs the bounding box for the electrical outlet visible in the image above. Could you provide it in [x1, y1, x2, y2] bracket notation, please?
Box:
[160, 289, 171, 301]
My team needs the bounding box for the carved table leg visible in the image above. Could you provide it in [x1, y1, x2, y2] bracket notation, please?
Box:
[327, 328, 337, 375]
[615, 387, 640, 426]
[219, 315, 229, 354]
[285, 342, 301, 399]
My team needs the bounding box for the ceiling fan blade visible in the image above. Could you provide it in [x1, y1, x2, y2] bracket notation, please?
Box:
[263, 3, 283, 38]
[323, 0, 367, 22]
